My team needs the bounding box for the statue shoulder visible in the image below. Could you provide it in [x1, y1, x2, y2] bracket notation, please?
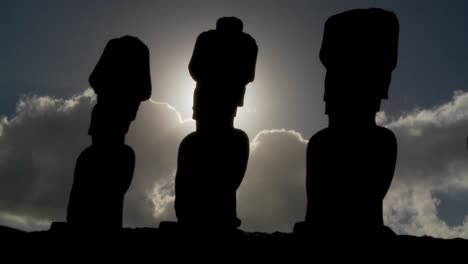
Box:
[120, 144, 135, 159]
[232, 128, 249, 142]
[374, 126, 397, 146]
[179, 132, 198, 148]
[308, 128, 331, 146]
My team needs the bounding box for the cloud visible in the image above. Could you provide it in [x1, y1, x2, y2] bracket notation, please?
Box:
[0, 88, 310, 233]
[0, 91, 95, 230]
[124, 99, 193, 226]
[240, 88, 468, 237]
[0, 89, 193, 230]
[238, 90, 468, 237]
[2, 89, 468, 239]
[238, 129, 307, 232]
[381, 90, 468, 238]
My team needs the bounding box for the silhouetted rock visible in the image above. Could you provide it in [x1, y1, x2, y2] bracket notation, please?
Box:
[0, 225, 26, 236]
[175, 124, 250, 230]
[298, 8, 399, 239]
[87, 35, 151, 137]
[66, 36, 151, 229]
[174, 17, 257, 230]
[189, 16, 258, 121]
[3, 227, 467, 261]
[66, 145, 135, 229]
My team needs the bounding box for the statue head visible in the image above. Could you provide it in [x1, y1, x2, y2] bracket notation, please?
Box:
[189, 17, 258, 128]
[88, 36, 151, 140]
[89, 35, 152, 102]
[320, 8, 399, 116]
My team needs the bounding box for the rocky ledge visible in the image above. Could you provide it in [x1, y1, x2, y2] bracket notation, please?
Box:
[2, 225, 467, 261]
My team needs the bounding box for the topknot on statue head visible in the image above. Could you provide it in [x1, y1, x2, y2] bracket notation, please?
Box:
[216, 17, 243, 34]
[188, 17, 258, 90]
[89, 36, 152, 102]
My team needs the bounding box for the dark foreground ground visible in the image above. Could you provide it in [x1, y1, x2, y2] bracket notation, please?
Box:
[1, 225, 467, 261]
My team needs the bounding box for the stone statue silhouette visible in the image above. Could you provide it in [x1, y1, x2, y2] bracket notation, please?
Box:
[295, 9, 399, 238]
[66, 36, 151, 229]
[174, 17, 258, 230]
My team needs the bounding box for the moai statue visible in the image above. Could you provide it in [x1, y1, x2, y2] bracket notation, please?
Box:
[174, 17, 258, 231]
[295, 9, 399, 238]
[66, 36, 151, 230]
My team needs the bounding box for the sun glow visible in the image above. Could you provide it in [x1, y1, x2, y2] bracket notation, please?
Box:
[235, 82, 261, 132]
[158, 62, 267, 134]
[162, 64, 197, 120]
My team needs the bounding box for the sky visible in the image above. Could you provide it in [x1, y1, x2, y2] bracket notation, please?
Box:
[1, 0, 468, 238]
